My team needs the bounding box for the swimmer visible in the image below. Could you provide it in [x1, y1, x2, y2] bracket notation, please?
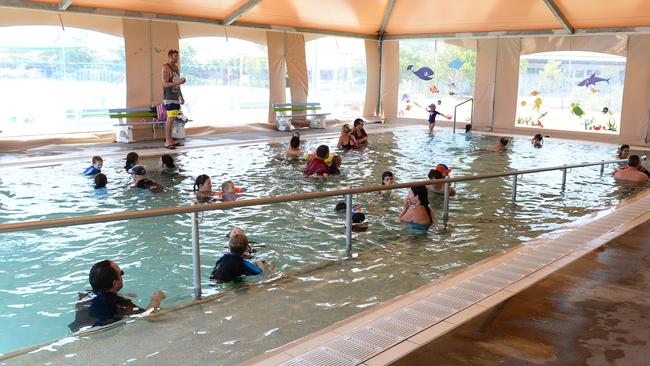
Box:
[130, 166, 163, 193]
[425, 103, 451, 132]
[286, 136, 302, 158]
[351, 212, 368, 232]
[613, 155, 649, 183]
[160, 154, 176, 174]
[465, 124, 472, 134]
[83, 156, 103, 176]
[94, 173, 107, 189]
[124, 152, 140, 173]
[351, 119, 368, 146]
[329, 155, 342, 176]
[532, 134, 544, 148]
[376, 171, 395, 198]
[220, 180, 245, 202]
[434, 163, 452, 178]
[193, 174, 213, 201]
[489, 137, 510, 152]
[399, 186, 434, 231]
[617, 144, 630, 159]
[427, 169, 456, 196]
[337, 124, 357, 149]
[304, 145, 330, 177]
[210, 227, 272, 283]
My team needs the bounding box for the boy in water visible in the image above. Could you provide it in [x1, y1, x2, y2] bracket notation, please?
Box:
[83, 156, 103, 176]
[286, 135, 301, 158]
[425, 104, 451, 133]
[220, 180, 244, 202]
[489, 137, 510, 152]
[304, 145, 331, 177]
[210, 227, 270, 283]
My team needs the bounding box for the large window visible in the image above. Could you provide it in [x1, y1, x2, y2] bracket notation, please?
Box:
[0, 26, 125, 136]
[398, 40, 476, 121]
[516, 51, 626, 134]
[306, 37, 366, 118]
[179, 37, 269, 126]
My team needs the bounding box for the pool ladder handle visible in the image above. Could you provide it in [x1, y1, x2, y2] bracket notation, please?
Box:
[452, 98, 474, 134]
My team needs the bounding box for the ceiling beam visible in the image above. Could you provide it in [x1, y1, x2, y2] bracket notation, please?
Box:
[58, 0, 73, 11]
[378, 0, 396, 40]
[542, 0, 574, 34]
[223, 0, 262, 26]
[382, 26, 650, 40]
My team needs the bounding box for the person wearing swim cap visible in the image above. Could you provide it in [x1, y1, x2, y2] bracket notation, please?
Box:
[130, 166, 163, 193]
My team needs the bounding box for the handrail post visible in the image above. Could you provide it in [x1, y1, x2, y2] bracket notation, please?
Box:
[453, 106, 457, 134]
[512, 174, 518, 203]
[191, 212, 202, 300]
[600, 161, 605, 175]
[561, 168, 567, 191]
[443, 183, 450, 226]
[344, 194, 352, 258]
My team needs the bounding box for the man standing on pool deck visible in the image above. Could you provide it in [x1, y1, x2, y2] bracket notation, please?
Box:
[162, 49, 186, 149]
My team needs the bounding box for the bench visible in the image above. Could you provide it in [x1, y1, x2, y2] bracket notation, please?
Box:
[272, 102, 330, 131]
[109, 107, 188, 143]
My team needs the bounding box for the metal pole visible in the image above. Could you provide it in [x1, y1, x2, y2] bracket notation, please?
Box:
[453, 106, 457, 134]
[345, 194, 352, 258]
[561, 168, 567, 191]
[191, 212, 202, 300]
[443, 183, 450, 225]
[600, 161, 604, 175]
[512, 174, 518, 203]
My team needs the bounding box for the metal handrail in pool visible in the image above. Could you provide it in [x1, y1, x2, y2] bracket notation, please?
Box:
[0, 158, 628, 299]
[452, 97, 473, 134]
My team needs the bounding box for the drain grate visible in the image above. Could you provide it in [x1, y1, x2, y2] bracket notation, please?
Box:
[369, 318, 420, 339]
[458, 279, 501, 294]
[485, 266, 526, 281]
[440, 286, 487, 304]
[407, 300, 455, 319]
[292, 348, 356, 366]
[471, 273, 515, 288]
[388, 308, 440, 329]
[347, 326, 402, 349]
[425, 293, 471, 311]
[324, 337, 380, 364]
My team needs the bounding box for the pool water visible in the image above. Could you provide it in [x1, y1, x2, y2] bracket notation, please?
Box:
[0, 128, 646, 357]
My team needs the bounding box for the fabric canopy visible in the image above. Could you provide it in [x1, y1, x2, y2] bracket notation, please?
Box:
[27, 0, 650, 37]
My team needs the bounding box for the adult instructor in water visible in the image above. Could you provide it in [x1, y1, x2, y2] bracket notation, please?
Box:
[162, 49, 186, 149]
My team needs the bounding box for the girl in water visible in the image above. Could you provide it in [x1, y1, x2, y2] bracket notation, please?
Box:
[399, 186, 434, 231]
[337, 124, 357, 149]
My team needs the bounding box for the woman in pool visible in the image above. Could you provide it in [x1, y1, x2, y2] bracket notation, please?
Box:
[351, 119, 368, 146]
[193, 174, 214, 201]
[124, 152, 140, 173]
[337, 124, 357, 149]
[618, 144, 630, 159]
[399, 186, 434, 230]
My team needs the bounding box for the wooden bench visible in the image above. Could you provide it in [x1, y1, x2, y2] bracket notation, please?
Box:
[272, 102, 330, 131]
[109, 107, 188, 143]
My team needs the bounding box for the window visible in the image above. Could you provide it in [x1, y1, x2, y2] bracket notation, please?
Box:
[179, 37, 269, 126]
[398, 40, 476, 121]
[306, 37, 366, 118]
[516, 51, 626, 134]
[0, 26, 125, 136]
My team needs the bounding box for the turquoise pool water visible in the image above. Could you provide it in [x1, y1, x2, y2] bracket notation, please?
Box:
[0, 128, 646, 357]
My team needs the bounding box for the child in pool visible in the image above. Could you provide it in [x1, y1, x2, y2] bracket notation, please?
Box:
[160, 154, 176, 174]
[210, 227, 271, 283]
[532, 134, 544, 148]
[83, 156, 103, 176]
[304, 145, 331, 177]
[124, 152, 140, 173]
[375, 170, 395, 198]
[220, 180, 246, 202]
[334, 202, 368, 232]
[193, 174, 214, 201]
[489, 137, 510, 152]
[425, 104, 451, 132]
[329, 155, 342, 176]
[617, 144, 630, 159]
[427, 169, 456, 196]
[130, 166, 163, 193]
[94, 173, 107, 189]
[286, 136, 302, 159]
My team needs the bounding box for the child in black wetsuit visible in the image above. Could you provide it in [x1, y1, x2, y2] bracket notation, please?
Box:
[426, 103, 451, 132]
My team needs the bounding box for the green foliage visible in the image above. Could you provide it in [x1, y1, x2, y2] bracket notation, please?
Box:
[539, 59, 563, 92]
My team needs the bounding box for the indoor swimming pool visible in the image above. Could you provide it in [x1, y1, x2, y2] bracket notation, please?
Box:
[0, 127, 646, 359]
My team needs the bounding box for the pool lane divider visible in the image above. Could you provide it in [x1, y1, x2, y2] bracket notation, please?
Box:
[243, 188, 650, 366]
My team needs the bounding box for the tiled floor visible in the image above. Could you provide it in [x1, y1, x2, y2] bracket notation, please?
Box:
[245, 192, 650, 366]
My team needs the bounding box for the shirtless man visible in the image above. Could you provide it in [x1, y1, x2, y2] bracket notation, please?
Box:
[162, 49, 186, 149]
[613, 155, 649, 183]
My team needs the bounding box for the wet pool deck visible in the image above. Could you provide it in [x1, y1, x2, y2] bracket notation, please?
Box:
[392, 218, 650, 366]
